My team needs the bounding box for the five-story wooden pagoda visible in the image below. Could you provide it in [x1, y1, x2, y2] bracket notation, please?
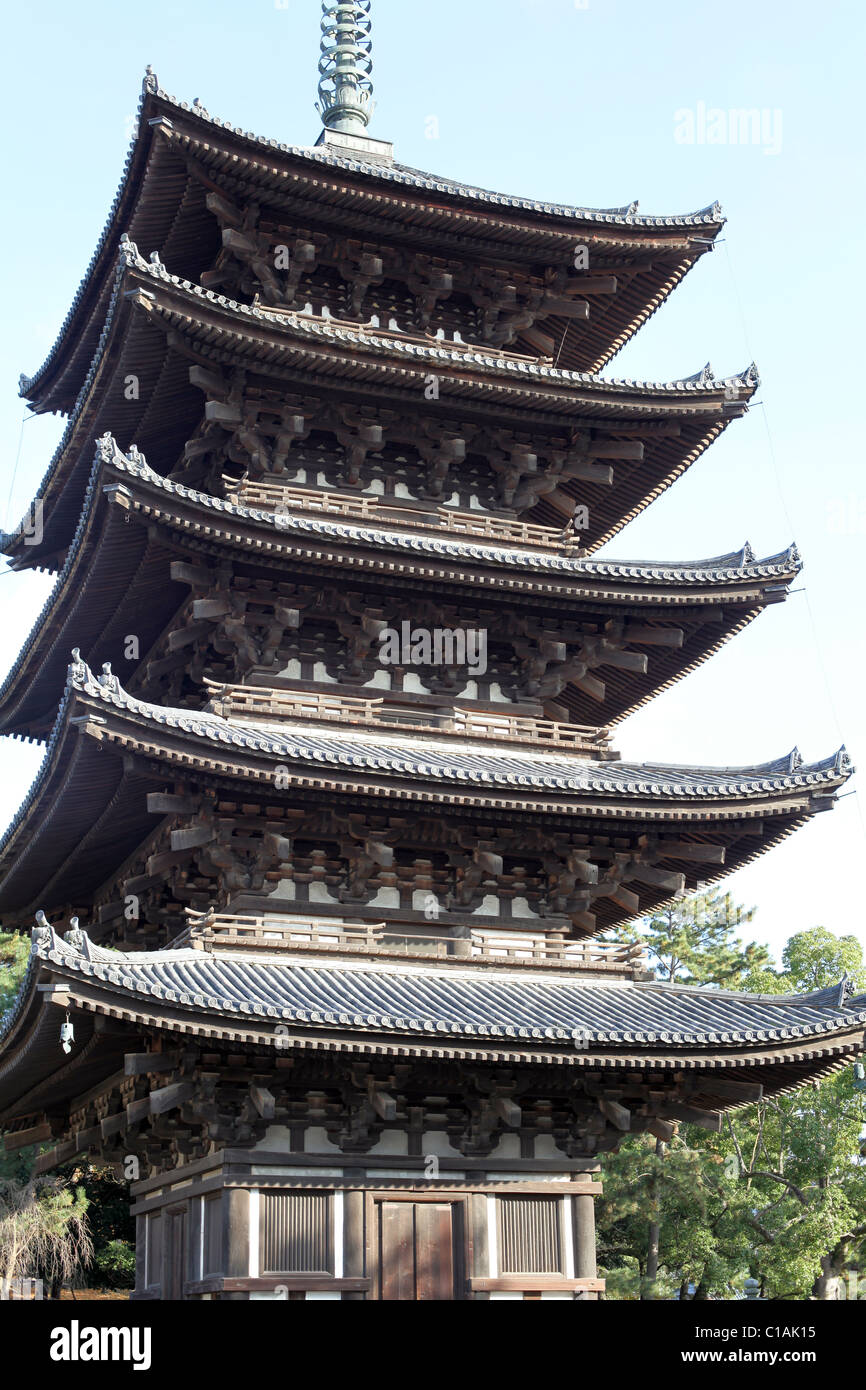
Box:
[0, 3, 862, 1301]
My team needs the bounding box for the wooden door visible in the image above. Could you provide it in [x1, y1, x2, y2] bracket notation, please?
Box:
[378, 1201, 458, 1300]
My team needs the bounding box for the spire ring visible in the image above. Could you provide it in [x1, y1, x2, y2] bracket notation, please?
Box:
[317, 1, 374, 134]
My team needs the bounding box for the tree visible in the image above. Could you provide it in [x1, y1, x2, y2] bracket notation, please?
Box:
[598, 906, 866, 1300]
[618, 889, 770, 987]
[0, 929, 29, 1016]
[0, 930, 134, 1294]
[725, 926, 866, 1299]
[0, 1176, 93, 1297]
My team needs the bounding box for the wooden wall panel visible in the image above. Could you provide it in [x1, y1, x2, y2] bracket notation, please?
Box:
[497, 1197, 562, 1274]
[260, 1191, 332, 1275]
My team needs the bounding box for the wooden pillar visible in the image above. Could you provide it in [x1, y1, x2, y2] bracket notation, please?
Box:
[467, 1194, 490, 1299]
[342, 1190, 366, 1300]
[134, 1213, 147, 1296]
[573, 1191, 599, 1301]
[222, 1187, 250, 1299]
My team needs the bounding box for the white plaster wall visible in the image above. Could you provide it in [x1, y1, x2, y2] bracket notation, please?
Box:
[402, 672, 429, 693]
[363, 669, 391, 690]
[491, 1134, 521, 1159]
[367, 1130, 408, 1155]
[309, 881, 340, 904]
[252, 1124, 294, 1153]
[510, 896, 541, 919]
[367, 886, 400, 908]
[304, 1126, 343, 1154]
[421, 1130, 462, 1157]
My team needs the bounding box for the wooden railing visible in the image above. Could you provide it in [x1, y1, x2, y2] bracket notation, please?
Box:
[468, 931, 647, 970]
[204, 682, 614, 755]
[223, 476, 578, 553]
[169, 915, 385, 953]
[169, 911, 648, 976]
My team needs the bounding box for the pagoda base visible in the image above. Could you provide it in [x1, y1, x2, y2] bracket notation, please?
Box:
[130, 1134, 602, 1302]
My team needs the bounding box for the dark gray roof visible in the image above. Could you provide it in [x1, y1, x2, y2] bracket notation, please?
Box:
[6, 431, 794, 588]
[121, 240, 758, 395]
[19, 72, 725, 403]
[56, 652, 850, 803]
[139, 72, 722, 227]
[4, 242, 757, 560]
[16, 925, 866, 1052]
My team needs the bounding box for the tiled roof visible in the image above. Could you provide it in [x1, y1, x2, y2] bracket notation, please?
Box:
[59, 652, 849, 800]
[121, 240, 758, 396]
[135, 73, 724, 228]
[15, 925, 866, 1053]
[3, 246, 756, 564]
[18, 73, 725, 404]
[4, 432, 794, 587]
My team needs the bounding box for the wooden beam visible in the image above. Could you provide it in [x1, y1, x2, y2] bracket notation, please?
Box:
[660, 1102, 722, 1133]
[249, 1085, 276, 1120]
[126, 1098, 151, 1127]
[494, 1096, 522, 1128]
[369, 1089, 397, 1122]
[149, 1082, 195, 1117]
[623, 625, 684, 648]
[4, 1122, 51, 1152]
[124, 1051, 182, 1078]
[696, 1077, 763, 1104]
[170, 826, 216, 852]
[100, 1113, 128, 1141]
[646, 1118, 676, 1143]
[33, 1141, 76, 1176]
[167, 622, 213, 653]
[75, 1125, 103, 1152]
[598, 1098, 631, 1131]
[169, 559, 213, 588]
[145, 793, 199, 816]
[590, 440, 644, 461]
[146, 848, 196, 876]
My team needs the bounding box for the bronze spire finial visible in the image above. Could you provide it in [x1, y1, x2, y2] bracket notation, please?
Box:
[316, 1, 373, 134]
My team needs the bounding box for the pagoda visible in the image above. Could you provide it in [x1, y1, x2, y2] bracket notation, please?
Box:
[0, 3, 862, 1302]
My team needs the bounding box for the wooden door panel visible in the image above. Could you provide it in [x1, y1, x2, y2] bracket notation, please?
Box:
[380, 1201, 416, 1301]
[378, 1200, 458, 1301]
[414, 1203, 455, 1300]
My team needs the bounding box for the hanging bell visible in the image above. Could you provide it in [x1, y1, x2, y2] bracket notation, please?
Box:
[60, 1017, 74, 1054]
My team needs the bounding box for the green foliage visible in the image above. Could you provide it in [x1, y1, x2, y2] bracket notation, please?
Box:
[0, 935, 135, 1292]
[57, 1163, 136, 1290]
[618, 890, 770, 987]
[0, 1174, 93, 1289]
[599, 909, 866, 1300]
[0, 929, 29, 1014]
[94, 1238, 136, 1288]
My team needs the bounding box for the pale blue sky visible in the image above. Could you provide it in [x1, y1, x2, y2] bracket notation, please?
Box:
[1, 0, 863, 960]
